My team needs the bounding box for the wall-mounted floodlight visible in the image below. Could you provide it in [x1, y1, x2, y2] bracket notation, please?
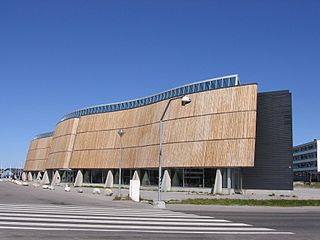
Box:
[181, 96, 191, 106]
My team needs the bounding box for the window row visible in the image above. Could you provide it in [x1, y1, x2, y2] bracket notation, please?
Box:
[60, 76, 238, 122]
[33, 132, 54, 140]
[293, 143, 317, 153]
[293, 152, 317, 161]
[293, 161, 318, 169]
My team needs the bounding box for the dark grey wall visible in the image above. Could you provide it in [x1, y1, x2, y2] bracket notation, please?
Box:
[242, 90, 293, 190]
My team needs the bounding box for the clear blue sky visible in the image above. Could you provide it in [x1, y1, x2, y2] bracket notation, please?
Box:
[0, 0, 319, 168]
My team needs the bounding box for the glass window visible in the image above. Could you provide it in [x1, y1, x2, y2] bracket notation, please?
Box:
[91, 170, 103, 183]
[217, 79, 222, 88]
[223, 78, 229, 87]
[170, 169, 183, 187]
[230, 77, 236, 85]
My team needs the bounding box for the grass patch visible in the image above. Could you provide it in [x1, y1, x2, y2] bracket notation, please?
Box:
[168, 198, 320, 207]
[301, 183, 320, 189]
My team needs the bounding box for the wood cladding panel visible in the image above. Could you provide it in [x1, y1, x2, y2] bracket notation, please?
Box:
[77, 102, 167, 133]
[70, 146, 159, 169]
[69, 85, 257, 169]
[24, 137, 52, 171]
[166, 84, 257, 120]
[46, 152, 72, 169]
[31, 84, 257, 170]
[26, 148, 48, 160]
[54, 118, 79, 136]
[73, 124, 160, 150]
[28, 138, 52, 150]
[72, 111, 255, 151]
[69, 139, 255, 169]
[163, 111, 256, 143]
[50, 135, 76, 153]
[24, 160, 46, 172]
[46, 118, 79, 169]
[76, 85, 257, 134]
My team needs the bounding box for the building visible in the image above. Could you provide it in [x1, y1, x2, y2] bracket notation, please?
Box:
[23, 75, 293, 192]
[293, 139, 320, 182]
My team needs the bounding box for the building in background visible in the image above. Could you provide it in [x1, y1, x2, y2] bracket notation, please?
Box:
[23, 75, 293, 192]
[293, 139, 320, 182]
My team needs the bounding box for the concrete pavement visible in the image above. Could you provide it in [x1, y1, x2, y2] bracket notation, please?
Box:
[0, 180, 320, 239]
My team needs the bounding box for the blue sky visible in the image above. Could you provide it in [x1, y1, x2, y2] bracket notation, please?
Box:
[0, 0, 319, 168]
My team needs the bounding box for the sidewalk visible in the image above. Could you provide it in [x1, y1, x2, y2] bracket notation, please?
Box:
[4, 179, 320, 203]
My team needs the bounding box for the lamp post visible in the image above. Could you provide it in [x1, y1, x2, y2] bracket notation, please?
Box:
[156, 96, 191, 207]
[117, 129, 125, 197]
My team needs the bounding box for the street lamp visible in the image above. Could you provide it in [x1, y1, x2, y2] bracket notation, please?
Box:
[156, 95, 191, 207]
[117, 128, 125, 197]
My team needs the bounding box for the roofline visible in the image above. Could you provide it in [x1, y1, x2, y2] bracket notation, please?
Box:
[293, 139, 318, 148]
[59, 74, 240, 122]
[33, 132, 54, 140]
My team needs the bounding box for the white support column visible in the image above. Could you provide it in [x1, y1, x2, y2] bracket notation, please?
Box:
[36, 172, 42, 182]
[21, 172, 27, 182]
[27, 172, 33, 182]
[213, 169, 222, 194]
[104, 170, 114, 188]
[51, 170, 61, 186]
[132, 170, 140, 183]
[74, 170, 83, 187]
[161, 170, 171, 192]
[41, 171, 50, 185]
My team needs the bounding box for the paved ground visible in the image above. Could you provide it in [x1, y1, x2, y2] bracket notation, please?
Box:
[0, 180, 320, 239]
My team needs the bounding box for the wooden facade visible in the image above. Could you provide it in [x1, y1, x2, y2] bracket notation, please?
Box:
[24, 137, 52, 171]
[24, 84, 258, 171]
[46, 118, 79, 169]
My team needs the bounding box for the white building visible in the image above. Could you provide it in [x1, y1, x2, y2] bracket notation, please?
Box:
[293, 139, 320, 182]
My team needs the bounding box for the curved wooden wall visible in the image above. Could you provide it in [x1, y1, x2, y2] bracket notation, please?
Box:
[46, 118, 79, 169]
[69, 84, 257, 169]
[25, 84, 257, 171]
[24, 137, 52, 171]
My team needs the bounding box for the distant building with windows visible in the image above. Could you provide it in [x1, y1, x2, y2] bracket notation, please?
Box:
[293, 139, 320, 182]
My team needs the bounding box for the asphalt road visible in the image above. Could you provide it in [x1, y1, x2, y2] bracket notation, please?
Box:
[0, 180, 319, 240]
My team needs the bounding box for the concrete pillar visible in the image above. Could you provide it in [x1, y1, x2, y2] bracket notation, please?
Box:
[36, 172, 42, 182]
[227, 168, 232, 195]
[172, 171, 179, 186]
[141, 171, 150, 186]
[41, 171, 50, 185]
[74, 170, 83, 187]
[51, 170, 61, 186]
[213, 169, 222, 194]
[21, 172, 27, 182]
[132, 170, 140, 182]
[27, 172, 33, 181]
[161, 170, 171, 192]
[104, 170, 114, 188]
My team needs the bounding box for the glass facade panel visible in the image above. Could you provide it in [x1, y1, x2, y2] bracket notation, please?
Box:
[91, 170, 103, 183]
[183, 168, 204, 187]
[170, 169, 183, 187]
[83, 170, 91, 183]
